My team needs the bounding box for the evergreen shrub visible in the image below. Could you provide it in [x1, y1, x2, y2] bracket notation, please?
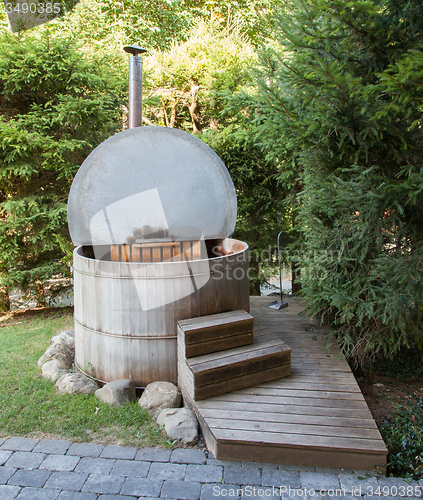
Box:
[255, 0, 423, 363]
[0, 32, 125, 307]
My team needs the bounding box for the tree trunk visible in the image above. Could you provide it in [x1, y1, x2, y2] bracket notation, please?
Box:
[0, 287, 10, 312]
[291, 261, 301, 295]
[121, 105, 128, 130]
[142, 115, 154, 126]
[290, 212, 301, 295]
[209, 117, 218, 130]
[188, 79, 202, 134]
[169, 103, 176, 128]
[163, 104, 170, 127]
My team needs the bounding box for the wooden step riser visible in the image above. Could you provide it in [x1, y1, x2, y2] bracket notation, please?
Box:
[181, 319, 254, 344]
[191, 349, 291, 387]
[195, 364, 291, 400]
[187, 339, 287, 366]
[179, 356, 291, 401]
[179, 340, 291, 401]
[181, 331, 254, 358]
[178, 310, 254, 358]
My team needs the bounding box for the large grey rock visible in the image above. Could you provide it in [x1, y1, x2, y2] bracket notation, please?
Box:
[157, 408, 199, 445]
[95, 379, 136, 406]
[138, 381, 181, 418]
[37, 330, 75, 369]
[41, 359, 68, 382]
[55, 372, 99, 395]
[51, 329, 75, 350]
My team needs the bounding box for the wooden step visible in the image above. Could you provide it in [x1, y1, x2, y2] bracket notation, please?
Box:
[178, 331, 291, 401]
[181, 297, 388, 471]
[177, 310, 254, 358]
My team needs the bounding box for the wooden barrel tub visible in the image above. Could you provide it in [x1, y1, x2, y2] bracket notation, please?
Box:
[73, 238, 250, 387]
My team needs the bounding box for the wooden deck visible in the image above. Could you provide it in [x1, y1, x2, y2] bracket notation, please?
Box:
[183, 296, 388, 470]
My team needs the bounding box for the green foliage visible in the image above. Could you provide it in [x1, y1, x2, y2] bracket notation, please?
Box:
[372, 347, 423, 478]
[377, 347, 423, 379]
[254, 0, 423, 364]
[203, 112, 288, 293]
[23, 0, 283, 55]
[143, 21, 256, 133]
[60, 0, 195, 52]
[0, 4, 272, 306]
[380, 399, 423, 479]
[184, 0, 284, 47]
[0, 32, 125, 305]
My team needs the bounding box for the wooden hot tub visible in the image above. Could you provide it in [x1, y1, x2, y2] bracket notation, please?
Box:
[73, 238, 249, 387]
[68, 126, 250, 388]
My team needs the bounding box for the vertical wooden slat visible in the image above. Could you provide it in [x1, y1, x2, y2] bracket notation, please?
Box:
[183, 241, 192, 261]
[121, 244, 130, 262]
[192, 240, 202, 260]
[152, 246, 161, 262]
[132, 245, 141, 263]
[173, 242, 183, 262]
[162, 245, 172, 262]
[111, 245, 120, 261]
[142, 247, 151, 263]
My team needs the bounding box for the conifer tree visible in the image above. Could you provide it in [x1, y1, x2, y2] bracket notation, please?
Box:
[0, 32, 125, 307]
[254, 0, 423, 363]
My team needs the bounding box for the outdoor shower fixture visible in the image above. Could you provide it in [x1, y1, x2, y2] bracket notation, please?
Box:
[66, 44, 250, 388]
[268, 231, 289, 310]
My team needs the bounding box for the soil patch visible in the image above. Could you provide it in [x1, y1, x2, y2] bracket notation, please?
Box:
[358, 373, 423, 425]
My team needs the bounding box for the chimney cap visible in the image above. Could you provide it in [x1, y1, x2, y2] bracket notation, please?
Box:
[124, 44, 147, 56]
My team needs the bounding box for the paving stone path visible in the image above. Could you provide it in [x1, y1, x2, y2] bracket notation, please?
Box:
[0, 437, 421, 500]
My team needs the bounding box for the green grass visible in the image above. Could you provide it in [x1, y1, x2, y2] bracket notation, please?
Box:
[0, 308, 167, 447]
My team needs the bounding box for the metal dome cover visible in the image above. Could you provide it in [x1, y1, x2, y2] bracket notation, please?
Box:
[67, 126, 237, 246]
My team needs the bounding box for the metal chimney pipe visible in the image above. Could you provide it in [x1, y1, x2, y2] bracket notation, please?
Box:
[124, 44, 147, 128]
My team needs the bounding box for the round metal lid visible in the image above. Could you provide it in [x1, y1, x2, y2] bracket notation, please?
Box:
[67, 126, 237, 246]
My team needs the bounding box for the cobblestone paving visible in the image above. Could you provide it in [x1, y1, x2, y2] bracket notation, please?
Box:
[0, 437, 422, 500]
